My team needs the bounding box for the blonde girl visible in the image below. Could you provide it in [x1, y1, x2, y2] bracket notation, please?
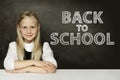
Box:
[4, 11, 57, 73]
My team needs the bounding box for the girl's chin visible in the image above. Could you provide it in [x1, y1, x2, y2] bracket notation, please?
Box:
[24, 40, 33, 43]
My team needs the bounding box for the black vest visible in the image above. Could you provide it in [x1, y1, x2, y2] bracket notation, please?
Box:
[23, 49, 42, 60]
[24, 49, 31, 60]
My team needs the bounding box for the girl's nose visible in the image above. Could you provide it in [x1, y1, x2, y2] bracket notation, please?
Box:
[27, 28, 31, 34]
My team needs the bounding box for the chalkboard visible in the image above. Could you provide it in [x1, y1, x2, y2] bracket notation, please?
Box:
[0, 0, 120, 69]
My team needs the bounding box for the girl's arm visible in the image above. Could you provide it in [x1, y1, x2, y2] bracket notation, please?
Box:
[42, 42, 57, 68]
[7, 61, 56, 73]
[33, 61, 56, 73]
[6, 66, 48, 74]
[14, 60, 34, 69]
[4, 43, 36, 70]
[14, 60, 54, 69]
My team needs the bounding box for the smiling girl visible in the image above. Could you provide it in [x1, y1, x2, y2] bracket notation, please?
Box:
[4, 11, 57, 73]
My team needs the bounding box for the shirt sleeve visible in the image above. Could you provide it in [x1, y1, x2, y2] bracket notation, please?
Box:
[42, 42, 57, 68]
[4, 42, 18, 70]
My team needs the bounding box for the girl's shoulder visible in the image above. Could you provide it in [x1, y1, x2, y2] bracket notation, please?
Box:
[43, 42, 49, 46]
[43, 42, 51, 48]
[42, 42, 52, 51]
[9, 41, 17, 47]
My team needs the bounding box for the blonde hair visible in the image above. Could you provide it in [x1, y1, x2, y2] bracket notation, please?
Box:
[16, 11, 42, 61]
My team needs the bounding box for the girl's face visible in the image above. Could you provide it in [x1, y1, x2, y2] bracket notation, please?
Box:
[18, 16, 39, 43]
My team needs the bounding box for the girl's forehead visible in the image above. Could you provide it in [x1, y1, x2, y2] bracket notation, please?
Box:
[20, 16, 37, 25]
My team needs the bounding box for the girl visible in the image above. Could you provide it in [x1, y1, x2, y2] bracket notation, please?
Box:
[4, 11, 57, 73]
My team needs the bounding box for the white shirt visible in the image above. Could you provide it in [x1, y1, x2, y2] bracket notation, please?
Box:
[4, 41, 57, 70]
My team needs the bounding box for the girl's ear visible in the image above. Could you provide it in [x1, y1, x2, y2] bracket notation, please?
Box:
[17, 25, 20, 32]
[38, 23, 40, 31]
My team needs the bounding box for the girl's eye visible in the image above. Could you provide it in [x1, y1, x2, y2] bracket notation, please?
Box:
[31, 26, 35, 28]
[23, 26, 27, 29]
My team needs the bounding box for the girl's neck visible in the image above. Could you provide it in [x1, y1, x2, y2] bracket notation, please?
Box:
[24, 41, 34, 52]
[24, 40, 34, 44]
[24, 41, 34, 44]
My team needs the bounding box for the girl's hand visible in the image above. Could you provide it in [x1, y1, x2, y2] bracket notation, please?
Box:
[33, 61, 56, 73]
[33, 61, 49, 68]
